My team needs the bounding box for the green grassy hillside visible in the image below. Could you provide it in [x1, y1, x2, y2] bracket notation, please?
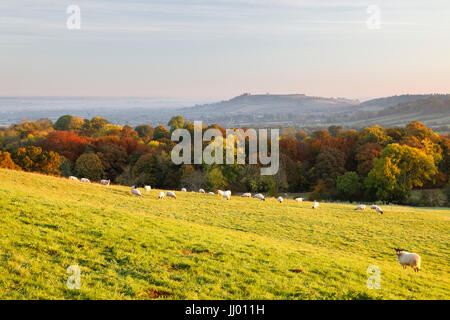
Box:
[0, 169, 449, 300]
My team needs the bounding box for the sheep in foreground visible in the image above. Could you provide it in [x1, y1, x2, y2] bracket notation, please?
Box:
[223, 192, 231, 200]
[100, 179, 110, 186]
[254, 193, 265, 201]
[294, 197, 303, 203]
[166, 191, 177, 199]
[181, 188, 187, 192]
[241, 193, 251, 198]
[354, 204, 366, 211]
[144, 185, 151, 192]
[395, 248, 421, 272]
[312, 201, 319, 209]
[199, 189, 205, 193]
[68, 176, 79, 182]
[277, 196, 283, 203]
[131, 186, 142, 197]
[158, 191, 165, 199]
[80, 178, 90, 183]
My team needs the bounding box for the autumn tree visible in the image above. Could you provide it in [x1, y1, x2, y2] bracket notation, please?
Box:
[54, 115, 84, 132]
[0, 151, 21, 170]
[12, 146, 61, 175]
[364, 144, 437, 202]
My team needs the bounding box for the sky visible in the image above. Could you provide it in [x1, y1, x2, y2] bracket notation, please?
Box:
[1, 0, 450, 101]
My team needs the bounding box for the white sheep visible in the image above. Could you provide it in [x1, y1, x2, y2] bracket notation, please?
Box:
[80, 178, 91, 183]
[181, 188, 187, 192]
[208, 192, 215, 195]
[166, 191, 177, 199]
[68, 176, 79, 182]
[222, 192, 231, 200]
[100, 179, 110, 186]
[277, 196, 283, 203]
[395, 248, 421, 272]
[371, 205, 384, 214]
[217, 190, 224, 197]
[241, 193, 251, 198]
[144, 185, 151, 192]
[131, 186, 142, 197]
[354, 204, 366, 211]
[294, 197, 303, 203]
[312, 201, 319, 209]
[158, 191, 165, 199]
[254, 193, 265, 201]
[199, 189, 206, 193]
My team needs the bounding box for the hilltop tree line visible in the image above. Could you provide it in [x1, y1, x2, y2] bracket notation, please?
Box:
[0, 114, 449, 206]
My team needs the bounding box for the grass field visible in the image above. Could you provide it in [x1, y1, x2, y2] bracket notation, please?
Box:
[0, 169, 449, 300]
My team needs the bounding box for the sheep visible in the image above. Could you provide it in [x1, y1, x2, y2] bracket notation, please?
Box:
[80, 178, 91, 183]
[217, 190, 224, 197]
[371, 205, 384, 214]
[277, 196, 283, 203]
[254, 193, 265, 201]
[241, 193, 251, 198]
[294, 197, 303, 203]
[354, 204, 366, 211]
[166, 191, 177, 199]
[100, 179, 110, 186]
[199, 189, 206, 193]
[131, 186, 142, 197]
[181, 188, 187, 192]
[158, 191, 165, 199]
[223, 192, 231, 200]
[68, 176, 79, 182]
[144, 185, 151, 192]
[312, 201, 319, 209]
[394, 248, 421, 272]
[208, 192, 215, 195]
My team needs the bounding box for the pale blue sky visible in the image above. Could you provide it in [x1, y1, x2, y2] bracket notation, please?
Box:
[1, 0, 449, 100]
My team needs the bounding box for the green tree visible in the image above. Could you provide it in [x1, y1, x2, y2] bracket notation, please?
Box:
[364, 143, 437, 203]
[75, 153, 104, 181]
[54, 115, 84, 132]
[336, 172, 361, 202]
[168, 116, 184, 132]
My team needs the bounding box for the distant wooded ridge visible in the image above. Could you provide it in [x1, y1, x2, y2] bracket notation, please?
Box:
[1, 93, 449, 133]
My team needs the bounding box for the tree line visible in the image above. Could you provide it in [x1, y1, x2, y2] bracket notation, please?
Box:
[0, 114, 448, 206]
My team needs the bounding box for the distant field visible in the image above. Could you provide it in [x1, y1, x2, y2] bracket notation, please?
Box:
[0, 169, 449, 300]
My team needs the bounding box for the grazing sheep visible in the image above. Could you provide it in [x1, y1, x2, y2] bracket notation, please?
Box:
[80, 178, 91, 183]
[241, 193, 252, 198]
[354, 204, 366, 211]
[208, 192, 215, 195]
[181, 188, 187, 192]
[199, 189, 206, 193]
[131, 186, 142, 197]
[223, 192, 231, 200]
[158, 191, 165, 199]
[144, 185, 151, 192]
[277, 196, 283, 203]
[68, 176, 79, 182]
[166, 191, 177, 199]
[371, 205, 384, 214]
[312, 201, 319, 209]
[294, 197, 303, 203]
[100, 179, 110, 186]
[395, 248, 421, 272]
[254, 193, 265, 201]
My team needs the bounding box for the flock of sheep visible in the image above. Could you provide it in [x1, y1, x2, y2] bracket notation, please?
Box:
[67, 175, 422, 272]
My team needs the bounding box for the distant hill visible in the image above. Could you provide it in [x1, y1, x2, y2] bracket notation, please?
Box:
[182, 93, 360, 116]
